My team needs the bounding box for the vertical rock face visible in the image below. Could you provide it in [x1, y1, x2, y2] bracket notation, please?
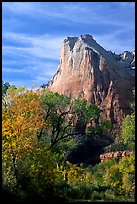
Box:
[46, 34, 135, 125]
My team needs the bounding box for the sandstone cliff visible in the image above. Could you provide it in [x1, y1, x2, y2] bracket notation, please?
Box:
[46, 34, 135, 125]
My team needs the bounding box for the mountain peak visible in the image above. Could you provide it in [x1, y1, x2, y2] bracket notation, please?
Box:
[64, 34, 93, 42]
[63, 34, 97, 51]
[63, 34, 96, 51]
[46, 35, 135, 126]
[81, 34, 94, 39]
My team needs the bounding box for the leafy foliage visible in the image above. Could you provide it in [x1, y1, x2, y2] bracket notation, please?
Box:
[113, 88, 135, 152]
[2, 81, 16, 96]
[2, 87, 45, 193]
[37, 90, 106, 149]
[2, 84, 135, 202]
[121, 114, 135, 149]
[2, 81, 10, 96]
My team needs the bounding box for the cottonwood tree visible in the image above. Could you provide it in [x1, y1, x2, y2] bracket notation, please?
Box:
[2, 87, 45, 189]
[38, 90, 103, 149]
[121, 88, 135, 150]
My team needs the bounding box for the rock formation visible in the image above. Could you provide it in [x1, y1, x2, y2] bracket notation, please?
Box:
[46, 34, 135, 125]
[100, 150, 133, 162]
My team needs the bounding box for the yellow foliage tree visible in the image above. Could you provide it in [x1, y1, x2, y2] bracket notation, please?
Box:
[2, 87, 45, 188]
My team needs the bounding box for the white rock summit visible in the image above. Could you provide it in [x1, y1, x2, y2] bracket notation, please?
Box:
[45, 34, 135, 125]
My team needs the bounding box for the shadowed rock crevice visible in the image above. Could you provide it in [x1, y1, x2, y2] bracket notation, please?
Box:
[67, 134, 113, 165]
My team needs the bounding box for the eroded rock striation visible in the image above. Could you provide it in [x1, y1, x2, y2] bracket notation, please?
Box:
[46, 34, 135, 125]
[100, 150, 133, 162]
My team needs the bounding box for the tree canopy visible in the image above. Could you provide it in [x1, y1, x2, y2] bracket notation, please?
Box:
[2, 84, 135, 203]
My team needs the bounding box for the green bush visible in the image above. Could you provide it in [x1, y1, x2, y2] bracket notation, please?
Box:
[92, 190, 105, 200]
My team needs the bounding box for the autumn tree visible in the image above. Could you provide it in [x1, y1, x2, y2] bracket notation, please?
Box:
[2, 87, 68, 202]
[2, 87, 45, 190]
[2, 87, 112, 202]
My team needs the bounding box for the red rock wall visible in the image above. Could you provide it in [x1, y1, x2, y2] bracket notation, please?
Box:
[100, 150, 133, 162]
[46, 35, 135, 125]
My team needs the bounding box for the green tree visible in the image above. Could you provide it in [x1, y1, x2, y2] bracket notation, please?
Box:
[2, 87, 66, 202]
[2, 87, 113, 202]
[2, 81, 10, 96]
[2, 81, 16, 96]
[121, 88, 135, 150]
[121, 114, 135, 149]
[115, 88, 135, 150]
[38, 91, 103, 148]
[130, 88, 135, 112]
[119, 153, 135, 197]
[71, 98, 102, 132]
[37, 90, 71, 147]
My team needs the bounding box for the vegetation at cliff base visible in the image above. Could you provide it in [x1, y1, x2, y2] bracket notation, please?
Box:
[2, 82, 135, 203]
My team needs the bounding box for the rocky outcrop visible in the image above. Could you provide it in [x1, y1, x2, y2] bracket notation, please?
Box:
[100, 150, 133, 162]
[119, 51, 135, 68]
[46, 34, 135, 125]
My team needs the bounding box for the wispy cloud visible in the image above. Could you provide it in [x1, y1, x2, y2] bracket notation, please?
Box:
[2, 32, 62, 87]
[3, 67, 28, 73]
[94, 30, 135, 54]
[112, 2, 135, 8]
[2, 42, 59, 87]
[2, 2, 135, 29]
[3, 32, 64, 60]
[2, 2, 135, 88]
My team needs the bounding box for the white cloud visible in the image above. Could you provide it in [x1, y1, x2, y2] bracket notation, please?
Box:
[2, 2, 35, 14]
[2, 48, 59, 87]
[3, 30, 135, 89]
[30, 61, 59, 84]
[2, 2, 135, 88]
[94, 31, 135, 54]
[2, 2, 135, 29]
[3, 32, 64, 60]
[5, 79, 33, 88]
[112, 2, 135, 8]
[2, 67, 28, 73]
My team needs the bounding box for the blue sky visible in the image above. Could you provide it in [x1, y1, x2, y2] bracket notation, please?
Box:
[2, 2, 135, 88]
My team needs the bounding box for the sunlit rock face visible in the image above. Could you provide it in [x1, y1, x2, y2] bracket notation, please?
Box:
[100, 150, 133, 162]
[46, 34, 135, 125]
